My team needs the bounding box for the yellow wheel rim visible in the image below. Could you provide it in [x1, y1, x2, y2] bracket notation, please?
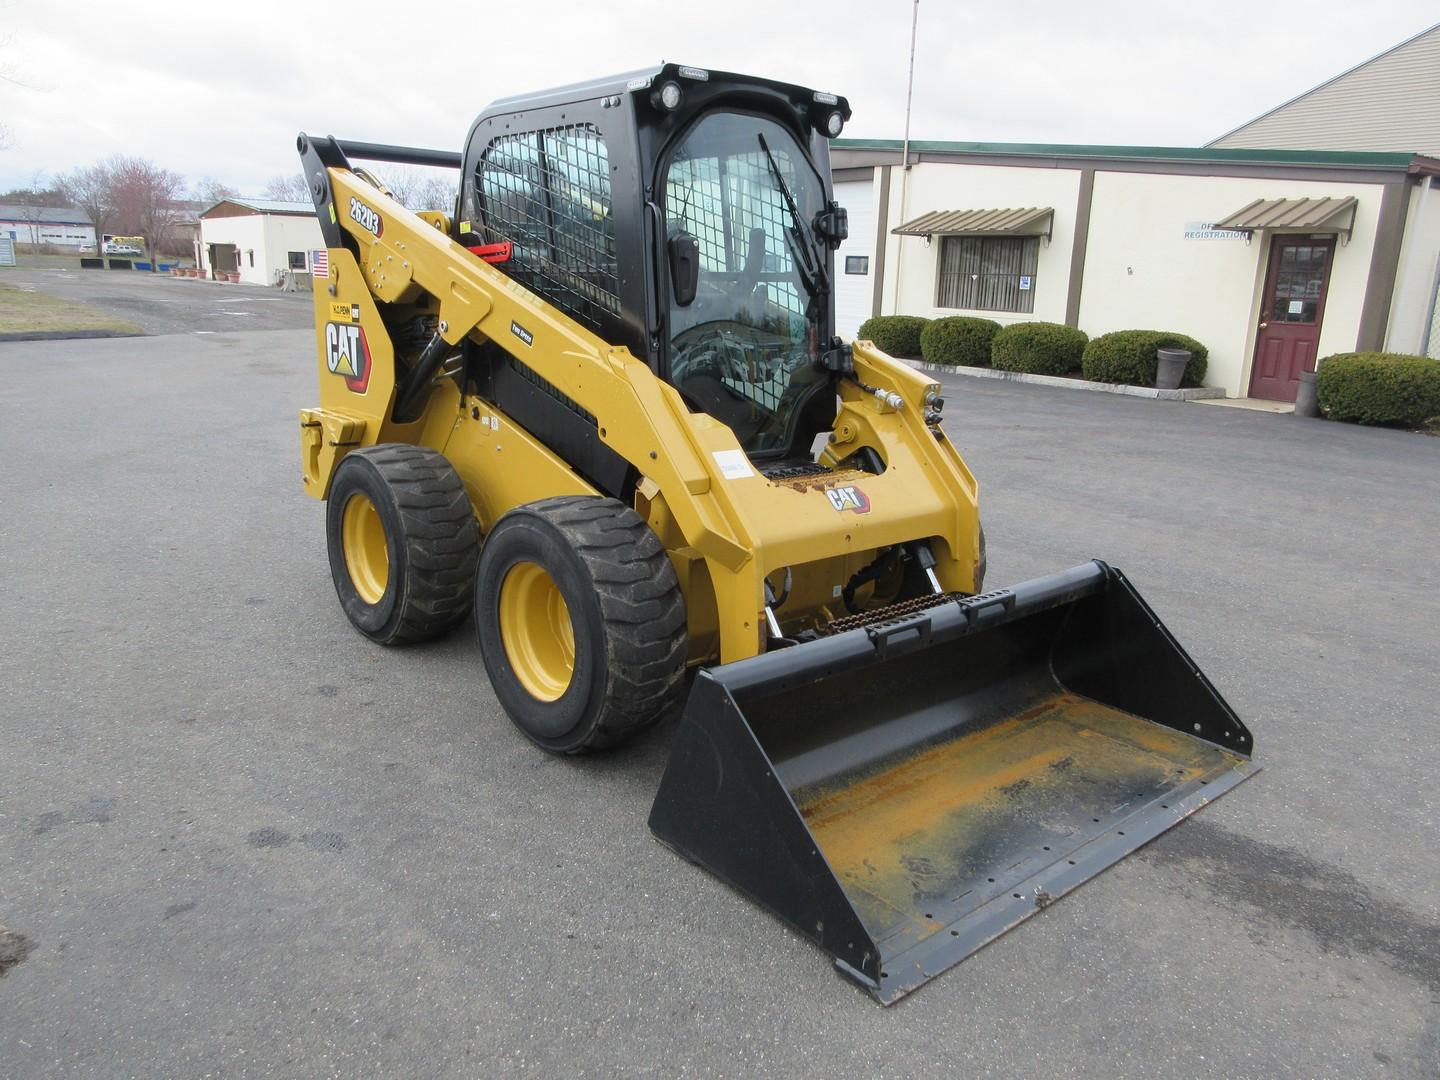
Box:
[499, 561, 575, 702]
[341, 492, 389, 605]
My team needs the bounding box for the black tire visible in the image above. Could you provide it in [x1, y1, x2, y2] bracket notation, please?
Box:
[475, 495, 688, 754]
[326, 444, 480, 644]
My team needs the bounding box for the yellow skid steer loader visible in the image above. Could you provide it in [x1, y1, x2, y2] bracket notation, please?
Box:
[295, 64, 1257, 1002]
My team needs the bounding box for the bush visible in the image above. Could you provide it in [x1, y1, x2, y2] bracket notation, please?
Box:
[1315, 352, 1440, 426]
[1081, 330, 1209, 386]
[919, 316, 1002, 367]
[990, 322, 1088, 375]
[857, 315, 930, 358]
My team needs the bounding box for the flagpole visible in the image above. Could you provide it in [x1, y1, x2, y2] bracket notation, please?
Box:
[893, 0, 920, 314]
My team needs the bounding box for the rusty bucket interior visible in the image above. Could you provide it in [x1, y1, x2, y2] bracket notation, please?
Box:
[650, 562, 1258, 1003]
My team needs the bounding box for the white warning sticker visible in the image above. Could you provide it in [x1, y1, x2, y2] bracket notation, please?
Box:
[712, 449, 753, 480]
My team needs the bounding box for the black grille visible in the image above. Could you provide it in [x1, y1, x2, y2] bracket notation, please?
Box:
[823, 593, 957, 636]
[507, 355, 596, 425]
[760, 460, 831, 480]
[479, 124, 620, 334]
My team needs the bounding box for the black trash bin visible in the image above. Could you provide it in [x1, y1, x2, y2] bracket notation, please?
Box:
[1294, 369, 1320, 417]
[1155, 347, 1190, 391]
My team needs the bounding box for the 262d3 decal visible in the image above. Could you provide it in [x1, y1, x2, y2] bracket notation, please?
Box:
[325, 321, 371, 392]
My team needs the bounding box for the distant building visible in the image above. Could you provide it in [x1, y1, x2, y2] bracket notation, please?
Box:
[0, 204, 96, 248]
[830, 23, 1440, 403]
[1209, 23, 1440, 154]
[831, 141, 1440, 401]
[198, 198, 323, 287]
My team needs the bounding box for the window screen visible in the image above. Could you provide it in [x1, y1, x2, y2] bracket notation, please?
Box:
[845, 255, 869, 275]
[478, 124, 619, 333]
[936, 235, 1038, 314]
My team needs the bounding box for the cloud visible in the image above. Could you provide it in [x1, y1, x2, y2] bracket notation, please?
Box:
[0, 0, 1434, 192]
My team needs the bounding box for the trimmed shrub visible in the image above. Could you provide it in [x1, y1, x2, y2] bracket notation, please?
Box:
[990, 322, 1089, 375]
[857, 315, 930, 358]
[919, 316, 1002, 367]
[1081, 330, 1208, 386]
[1315, 352, 1440, 426]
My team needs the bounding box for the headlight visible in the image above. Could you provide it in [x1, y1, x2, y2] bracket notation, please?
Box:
[654, 81, 683, 111]
[824, 110, 845, 138]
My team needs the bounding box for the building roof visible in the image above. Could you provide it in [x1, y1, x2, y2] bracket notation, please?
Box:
[891, 206, 1054, 239]
[0, 204, 94, 225]
[1208, 22, 1440, 154]
[200, 198, 316, 218]
[832, 138, 1437, 170]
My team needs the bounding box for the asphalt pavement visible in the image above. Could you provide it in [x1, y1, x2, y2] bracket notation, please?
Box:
[0, 327, 1437, 1078]
[0, 266, 314, 336]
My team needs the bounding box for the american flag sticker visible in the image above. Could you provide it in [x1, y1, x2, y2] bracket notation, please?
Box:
[311, 249, 329, 278]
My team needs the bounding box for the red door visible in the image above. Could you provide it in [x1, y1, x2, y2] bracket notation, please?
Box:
[1249, 236, 1335, 401]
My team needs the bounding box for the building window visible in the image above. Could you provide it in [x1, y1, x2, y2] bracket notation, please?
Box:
[845, 255, 869, 275]
[288, 251, 307, 271]
[936, 235, 1039, 314]
[247, 250, 254, 268]
[478, 122, 619, 334]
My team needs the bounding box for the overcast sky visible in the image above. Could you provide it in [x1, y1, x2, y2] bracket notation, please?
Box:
[1, 0, 1435, 195]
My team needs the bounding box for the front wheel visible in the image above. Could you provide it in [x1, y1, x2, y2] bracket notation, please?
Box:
[474, 496, 688, 754]
[325, 444, 480, 644]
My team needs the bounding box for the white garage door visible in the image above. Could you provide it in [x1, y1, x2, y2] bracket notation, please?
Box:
[832, 178, 875, 340]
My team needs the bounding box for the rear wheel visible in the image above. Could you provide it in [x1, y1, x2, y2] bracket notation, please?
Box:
[475, 496, 688, 754]
[325, 444, 480, 644]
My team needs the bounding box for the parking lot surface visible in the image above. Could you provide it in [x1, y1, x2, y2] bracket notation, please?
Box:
[0, 266, 313, 336]
[1, 327, 1437, 1078]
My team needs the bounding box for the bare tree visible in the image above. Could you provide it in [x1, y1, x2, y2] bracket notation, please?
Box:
[373, 167, 456, 212]
[58, 160, 116, 252]
[192, 177, 238, 206]
[263, 173, 309, 202]
[415, 175, 457, 214]
[11, 171, 50, 245]
[109, 157, 186, 270]
[376, 168, 418, 209]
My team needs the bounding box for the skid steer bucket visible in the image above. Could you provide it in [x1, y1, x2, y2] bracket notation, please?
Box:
[649, 561, 1257, 1003]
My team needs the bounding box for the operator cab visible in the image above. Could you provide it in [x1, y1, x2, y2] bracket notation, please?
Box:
[457, 64, 851, 466]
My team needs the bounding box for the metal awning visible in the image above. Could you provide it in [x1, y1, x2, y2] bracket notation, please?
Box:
[1210, 196, 1358, 239]
[891, 206, 1054, 241]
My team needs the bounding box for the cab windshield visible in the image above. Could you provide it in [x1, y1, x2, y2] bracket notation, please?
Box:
[663, 113, 829, 456]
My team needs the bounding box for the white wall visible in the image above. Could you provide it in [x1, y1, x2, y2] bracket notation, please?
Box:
[199, 212, 323, 285]
[833, 177, 876, 338]
[1080, 172, 1384, 395]
[0, 220, 94, 247]
[262, 214, 324, 286]
[880, 162, 1081, 326]
[1386, 179, 1440, 355]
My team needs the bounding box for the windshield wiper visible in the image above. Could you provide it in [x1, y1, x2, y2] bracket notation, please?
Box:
[757, 133, 829, 308]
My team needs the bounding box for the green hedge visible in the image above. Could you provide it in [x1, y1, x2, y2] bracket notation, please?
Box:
[857, 315, 930, 358]
[991, 322, 1089, 375]
[1315, 352, 1440, 426]
[920, 316, 1002, 367]
[1080, 330, 1209, 386]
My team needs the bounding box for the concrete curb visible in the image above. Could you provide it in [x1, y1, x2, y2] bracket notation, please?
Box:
[903, 360, 1226, 401]
[0, 329, 147, 343]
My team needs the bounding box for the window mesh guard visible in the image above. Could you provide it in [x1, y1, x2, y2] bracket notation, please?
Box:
[666, 148, 808, 414]
[479, 124, 620, 334]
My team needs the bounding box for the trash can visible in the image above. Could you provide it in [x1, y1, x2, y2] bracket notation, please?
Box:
[1155, 348, 1191, 391]
[1294, 369, 1320, 418]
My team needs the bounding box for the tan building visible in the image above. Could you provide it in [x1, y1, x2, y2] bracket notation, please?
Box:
[1209, 23, 1440, 155]
[831, 141, 1440, 401]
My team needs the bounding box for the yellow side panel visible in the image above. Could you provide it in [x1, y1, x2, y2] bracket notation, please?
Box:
[440, 395, 598, 532]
